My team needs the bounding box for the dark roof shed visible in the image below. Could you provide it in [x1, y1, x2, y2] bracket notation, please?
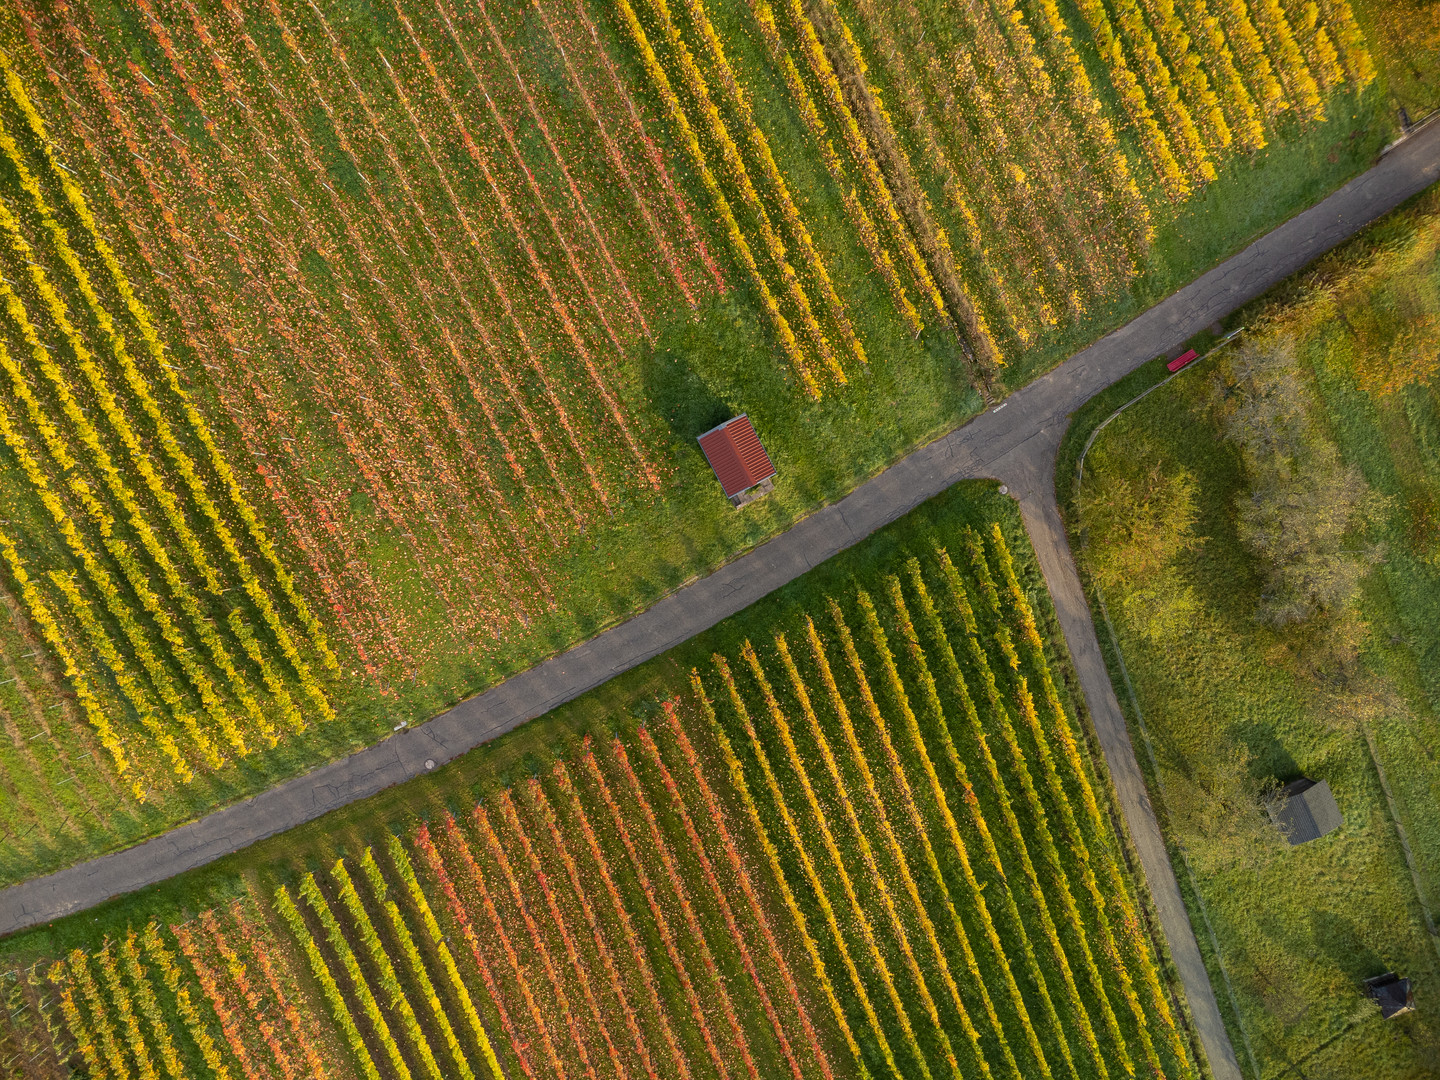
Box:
[1268, 778, 1342, 845]
[1365, 973, 1414, 1019]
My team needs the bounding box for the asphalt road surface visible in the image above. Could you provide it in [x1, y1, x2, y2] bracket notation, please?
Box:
[4, 108, 1439, 1080]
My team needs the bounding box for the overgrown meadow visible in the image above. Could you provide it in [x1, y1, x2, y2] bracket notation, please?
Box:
[1070, 189, 1440, 1076]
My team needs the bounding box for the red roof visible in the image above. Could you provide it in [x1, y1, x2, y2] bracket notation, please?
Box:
[697, 415, 776, 498]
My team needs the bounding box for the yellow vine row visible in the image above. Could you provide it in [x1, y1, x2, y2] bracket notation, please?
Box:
[887, 568, 1126, 1079]
[116, 931, 185, 1080]
[805, 0, 1004, 368]
[1208, 0, 1288, 118]
[1106, 0, 1216, 177]
[0, 525, 128, 787]
[388, 835, 506, 1080]
[1072, 0, 1190, 197]
[639, 0, 839, 387]
[1250, 0, 1324, 119]
[0, 252, 243, 759]
[1, 52, 339, 676]
[610, 0, 815, 392]
[1138, 0, 1232, 151]
[1315, 0, 1375, 86]
[48, 570, 189, 783]
[847, 586, 1024, 1080]
[358, 847, 477, 1080]
[1018, 0, 1152, 240]
[717, 651, 935, 1080]
[740, 0, 921, 334]
[781, 0, 948, 323]
[1177, 0, 1266, 149]
[49, 959, 107, 1079]
[740, 641, 958, 1079]
[835, 593, 1061, 1076]
[67, 949, 131, 1079]
[140, 923, 232, 1080]
[272, 886, 382, 1080]
[1288, 0, 1345, 90]
[686, 673, 880, 1080]
[332, 858, 442, 1080]
[93, 944, 157, 1080]
[983, 529, 1195, 1076]
[863, 573, 1073, 1080]
[299, 872, 412, 1080]
[0, 117, 323, 728]
[930, 546, 1128, 1078]
[652, 702, 839, 1080]
[675, 0, 864, 372]
[774, 628, 999, 1080]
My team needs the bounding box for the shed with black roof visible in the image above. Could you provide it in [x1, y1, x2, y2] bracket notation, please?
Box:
[1268, 777, 1342, 845]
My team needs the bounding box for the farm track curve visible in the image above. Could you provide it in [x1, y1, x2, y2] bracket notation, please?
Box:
[3, 112, 1438, 1080]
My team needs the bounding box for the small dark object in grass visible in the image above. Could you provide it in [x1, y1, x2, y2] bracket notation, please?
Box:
[1364, 972, 1414, 1019]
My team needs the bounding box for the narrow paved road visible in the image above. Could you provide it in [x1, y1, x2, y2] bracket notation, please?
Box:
[3, 115, 1437, 1080]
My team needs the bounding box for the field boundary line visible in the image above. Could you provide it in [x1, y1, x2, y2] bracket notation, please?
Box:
[1360, 725, 1440, 965]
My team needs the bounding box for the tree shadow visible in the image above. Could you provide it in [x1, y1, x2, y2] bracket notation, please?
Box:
[642, 348, 736, 445]
[1242, 726, 1301, 789]
[1310, 908, 1388, 984]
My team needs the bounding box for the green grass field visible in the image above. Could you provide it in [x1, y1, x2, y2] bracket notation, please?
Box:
[0, 482, 1209, 1080]
[1068, 188, 1440, 1078]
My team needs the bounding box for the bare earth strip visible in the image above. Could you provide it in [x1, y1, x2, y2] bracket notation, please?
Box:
[2, 115, 1438, 1080]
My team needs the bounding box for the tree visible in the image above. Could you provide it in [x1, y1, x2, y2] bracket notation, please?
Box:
[1162, 733, 1282, 874]
[1220, 339, 1386, 627]
[1079, 447, 1204, 592]
[1079, 442, 1204, 641]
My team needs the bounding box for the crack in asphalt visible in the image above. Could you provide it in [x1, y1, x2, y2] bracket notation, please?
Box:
[2, 116, 1437, 1080]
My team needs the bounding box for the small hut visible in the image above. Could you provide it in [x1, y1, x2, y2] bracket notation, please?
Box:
[697, 415, 776, 507]
[1268, 778, 1342, 845]
[1364, 973, 1414, 1019]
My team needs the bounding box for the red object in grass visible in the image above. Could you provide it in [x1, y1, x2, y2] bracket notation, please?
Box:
[1167, 348, 1199, 372]
[698, 415, 776, 500]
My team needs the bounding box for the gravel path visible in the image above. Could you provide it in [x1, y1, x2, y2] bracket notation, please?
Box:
[4, 112, 1438, 1080]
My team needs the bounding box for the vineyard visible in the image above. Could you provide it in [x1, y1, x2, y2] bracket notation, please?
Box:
[0, 0, 1393, 883]
[0, 494, 1203, 1080]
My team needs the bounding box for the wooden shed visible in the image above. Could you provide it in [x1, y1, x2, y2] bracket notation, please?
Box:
[1268, 778, 1342, 845]
[697, 415, 776, 507]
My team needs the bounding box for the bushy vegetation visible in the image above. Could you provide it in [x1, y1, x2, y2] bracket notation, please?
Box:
[1073, 189, 1440, 1077]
